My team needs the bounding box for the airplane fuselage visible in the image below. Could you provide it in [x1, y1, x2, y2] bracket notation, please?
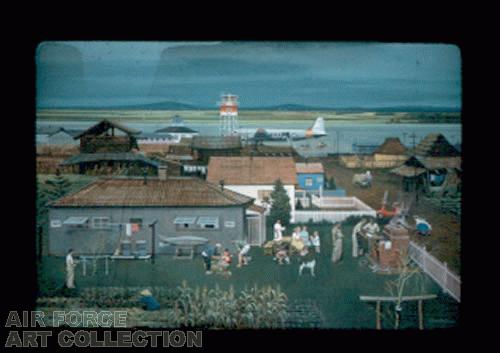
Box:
[237, 128, 326, 141]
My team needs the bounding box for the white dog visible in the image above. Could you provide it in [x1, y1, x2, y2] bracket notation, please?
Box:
[299, 259, 316, 277]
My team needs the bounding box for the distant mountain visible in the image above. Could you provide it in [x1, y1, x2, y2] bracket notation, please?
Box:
[38, 100, 461, 113]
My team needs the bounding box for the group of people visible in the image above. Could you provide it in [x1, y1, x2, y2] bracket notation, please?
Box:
[201, 243, 235, 276]
[272, 219, 345, 265]
[351, 218, 381, 258]
[200, 240, 252, 276]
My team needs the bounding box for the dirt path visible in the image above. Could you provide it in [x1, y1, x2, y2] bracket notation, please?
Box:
[306, 156, 461, 274]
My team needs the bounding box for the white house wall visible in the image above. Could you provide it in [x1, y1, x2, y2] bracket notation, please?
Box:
[225, 184, 296, 222]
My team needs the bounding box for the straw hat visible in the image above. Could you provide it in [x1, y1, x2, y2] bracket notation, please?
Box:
[140, 289, 152, 296]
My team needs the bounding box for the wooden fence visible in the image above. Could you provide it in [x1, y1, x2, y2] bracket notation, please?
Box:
[408, 241, 461, 302]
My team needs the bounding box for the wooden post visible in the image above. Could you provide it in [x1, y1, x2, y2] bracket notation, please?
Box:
[376, 301, 381, 330]
[418, 300, 424, 330]
[149, 220, 158, 265]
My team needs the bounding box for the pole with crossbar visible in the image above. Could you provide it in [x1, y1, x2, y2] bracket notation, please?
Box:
[149, 220, 158, 264]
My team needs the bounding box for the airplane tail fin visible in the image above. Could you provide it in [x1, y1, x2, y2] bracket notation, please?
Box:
[312, 117, 326, 134]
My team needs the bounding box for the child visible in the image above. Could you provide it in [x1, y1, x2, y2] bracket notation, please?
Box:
[310, 231, 321, 254]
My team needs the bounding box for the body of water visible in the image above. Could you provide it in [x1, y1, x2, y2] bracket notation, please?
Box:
[36, 120, 462, 155]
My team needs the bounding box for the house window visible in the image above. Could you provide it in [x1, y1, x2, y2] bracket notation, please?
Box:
[174, 216, 197, 230]
[63, 217, 89, 229]
[197, 216, 220, 230]
[129, 218, 143, 230]
[92, 217, 110, 229]
[305, 177, 313, 187]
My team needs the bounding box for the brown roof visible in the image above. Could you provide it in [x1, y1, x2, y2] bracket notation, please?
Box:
[192, 136, 242, 150]
[240, 145, 298, 157]
[295, 162, 324, 174]
[391, 165, 427, 177]
[374, 137, 407, 155]
[414, 133, 460, 157]
[51, 177, 253, 208]
[207, 157, 297, 185]
[74, 120, 141, 139]
[248, 204, 267, 214]
[417, 156, 461, 170]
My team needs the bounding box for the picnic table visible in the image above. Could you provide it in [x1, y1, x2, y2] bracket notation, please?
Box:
[159, 236, 209, 260]
[263, 236, 304, 256]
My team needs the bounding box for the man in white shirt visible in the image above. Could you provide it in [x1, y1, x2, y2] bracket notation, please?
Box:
[66, 249, 77, 289]
[273, 220, 285, 242]
[352, 218, 367, 257]
[362, 219, 380, 238]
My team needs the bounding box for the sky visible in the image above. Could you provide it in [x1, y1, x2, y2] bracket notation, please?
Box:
[36, 41, 461, 109]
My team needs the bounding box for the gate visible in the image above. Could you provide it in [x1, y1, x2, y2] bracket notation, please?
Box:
[247, 216, 264, 246]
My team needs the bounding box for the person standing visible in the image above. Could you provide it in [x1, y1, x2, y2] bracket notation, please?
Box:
[300, 226, 310, 246]
[273, 220, 285, 260]
[352, 219, 367, 258]
[310, 231, 321, 254]
[273, 220, 285, 242]
[65, 249, 77, 289]
[331, 223, 344, 263]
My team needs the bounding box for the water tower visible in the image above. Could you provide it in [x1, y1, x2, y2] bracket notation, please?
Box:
[219, 93, 239, 136]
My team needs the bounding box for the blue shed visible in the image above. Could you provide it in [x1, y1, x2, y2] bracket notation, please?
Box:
[296, 163, 325, 191]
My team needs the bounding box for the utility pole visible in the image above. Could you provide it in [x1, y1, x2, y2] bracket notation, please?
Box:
[409, 133, 418, 204]
[149, 220, 158, 264]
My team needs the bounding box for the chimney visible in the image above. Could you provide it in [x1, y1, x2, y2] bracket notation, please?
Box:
[158, 165, 168, 181]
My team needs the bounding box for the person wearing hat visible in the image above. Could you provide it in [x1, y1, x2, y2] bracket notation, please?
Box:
[65, 249, 78, 289]
[139, 289, 160, 311]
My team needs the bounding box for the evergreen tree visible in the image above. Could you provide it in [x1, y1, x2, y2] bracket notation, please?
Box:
[44, 170, 72, 201]
[269, 178, 291, 226]
[36, 176, 49, 226]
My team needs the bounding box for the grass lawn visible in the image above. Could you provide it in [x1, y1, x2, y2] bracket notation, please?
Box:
[37, 222, 459, 329]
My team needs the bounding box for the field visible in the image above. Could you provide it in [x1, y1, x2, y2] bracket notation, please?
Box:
[37, 221, 459, 329]
[36, 109, 461, 124]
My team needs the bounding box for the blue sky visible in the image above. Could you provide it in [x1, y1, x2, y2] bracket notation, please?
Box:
[36, 41, 461, 109]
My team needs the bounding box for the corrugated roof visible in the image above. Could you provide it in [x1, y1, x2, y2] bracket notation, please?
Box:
[61, 153, 159, 167]
[416, 156, 461, 170]
[51, 177, 254, 208]
[391, 165, 427, 177]
[192, 136, 242, 150]
[240, 145, 298, 157]
[207, 157, 297, 185]
[414, 133, 460, 157]
[374, 137, 407, 155]
[74, 120, 141, 139]
[295, 163, 324, 174]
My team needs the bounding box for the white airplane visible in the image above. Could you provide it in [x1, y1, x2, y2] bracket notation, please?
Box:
[237, 117, 327, 141]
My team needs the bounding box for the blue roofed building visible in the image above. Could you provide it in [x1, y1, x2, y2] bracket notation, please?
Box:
[295, 163, 325, 191]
